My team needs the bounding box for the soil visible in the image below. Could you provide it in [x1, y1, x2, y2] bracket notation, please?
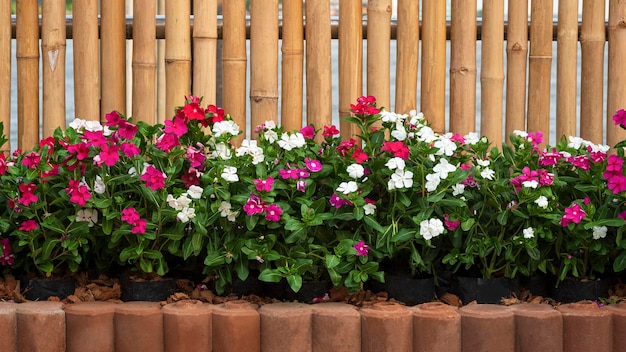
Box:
[1, 272, 626, 308]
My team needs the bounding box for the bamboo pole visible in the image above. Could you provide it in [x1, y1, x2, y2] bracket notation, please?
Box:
[394, 0, 418, 116]
[41, 0, 67, 138]
[0, 0, 10, 151]
[367, 0, 391, 114]
[126, 1, 133, 116]
[165, 0, 191, 121]
[505, 0, 528, 141]
[193, 0, 218, 105]
[421, 0, 447, 133]
[527, 1, 553, 143]
[480, 0, 504, 146]
[132, 0, 157, 124]
[16, 0, 39, 150]
[449, 0, 476, 135]
[73, 0, 100, 121]
[281, 0, 304, 133]
[580, 0, 604, 143]
[250, 0, 279, 132]
[338, 0, 362, 139]
[557, 0, 579, 141]
[101, 0, 126, 120]
[157, 0, 165, 122]
[222, 0, 247, 139]
[305, 0, 332, 136]
[607, 1, 626, 147]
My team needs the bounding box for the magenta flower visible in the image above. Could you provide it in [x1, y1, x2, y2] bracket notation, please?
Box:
[156, 133, 181, 152]
[186, 145, 205, 168]
[296, 180, 306, 192]
[18, 183, 38, 206]
[117, 120, 138, 140]
[19, 220, 38, 232]
[618, 211, 626, 221]
[0, 238, 14, 265]
[120, 142, 141, 158]
[165, 115, 189, 137]
[329, 193, 352, 209]
[105, 111, 122, 126]
[141, 165, 167, 190]
[121, 207, 141, 224]
[265, 203, 283, 222]
[279, 168, 299, 180]
[353, 240, 370, 256]
[22, 152, 41, 169]
[254, 177, 274, 192]
[607, 174, 626, 194]
[300, 125, 315, 139]
[98, 144, 120, 167]
[304, 158, 322, 172]
[83, 130, 108, 148]
[65, 179, 92, 206]
[539, 148, 563, 166]
[243, 195, 266, 215]
[560, 203, 586, 227]
[443, 214, 461, 231]
[613, 108, 626, 126]
[131, 219, 147, 234]
[68, 142, 90, 160]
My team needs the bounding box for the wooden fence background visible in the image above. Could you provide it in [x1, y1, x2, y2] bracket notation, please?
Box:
[3, 0, 626, 151]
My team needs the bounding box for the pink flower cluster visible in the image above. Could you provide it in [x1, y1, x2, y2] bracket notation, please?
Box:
[0, 238, 14, 265]
[335, 138, 369, 164]
[349, 95, 380, 116]
[243, 194, 283, 222]
[510, 167, 554, 193]
[18, 183, 38, 206]
[560, 203, 586, 227]
[65, 179, 92, 206]
[604, 154, 626, 195]
[140, 165, 167, 191]
[121, 207, 147, 234]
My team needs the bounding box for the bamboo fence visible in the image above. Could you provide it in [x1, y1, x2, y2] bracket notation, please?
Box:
[0, 0, 10, 151]
[6, 1, 626, 150]
[580, 0, 605, 143]
[449, 0, 476, 136]
[73, 0, 100, 122]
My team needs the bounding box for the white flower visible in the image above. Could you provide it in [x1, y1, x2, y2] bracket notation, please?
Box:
[218, 201, 232, 217]
[513, 130, 528, 138]
[476, 159, 490, 167]
[212, 142, 232, 160]
[187, 185, 203, 199]
[93, 176, 106, 195]
[464, 132, 480, 145]
[167, 194, 192, 210]
[385, 157, 406, 171]
[277, 132, 306, 151]
[212, 120, 240, 137]
[264, 120, 276, 129]
[177, 207, 196, 223]
[523, 227, 535, 239]
[425, 173, 441, 192]
[434, 137, 457, 156]
[264, 129, 278, 143]
[420, 218, 445, 240]
[84, 120, 104, 132]
[480, 167, 495, 180]
[567, 136, 587, 150]
[69, 118, 87, 131]
[391, 126, 407, 141]
[347, 164, 365, 179]
[236, 140, 264, 164]
[167, 194, 179, 209]
[227, 211, 239, 222]
[363, 203, 377, 215]
[534, 196, 549, 208]
[389, 169, 414, 190]
[452, 183, 466, 196]
[337, 181, 358, 195]
[592, 226, 607, 240]
[76, 208, 98, 227]
[381, 111, 405, 123]
[416, 126, 437, 143]
[221, 166, 239, 182]
[522, 180, 539, 189]
[433, 159, 456, 179]
[409, 110, 425, 126]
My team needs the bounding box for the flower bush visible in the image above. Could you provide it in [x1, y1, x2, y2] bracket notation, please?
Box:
[0, 94, 624, 298]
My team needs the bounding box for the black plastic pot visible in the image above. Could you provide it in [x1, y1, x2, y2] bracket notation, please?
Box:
[22, 277, 76, 301]
[551, 277, 610, 303]
[519, 274, 553, 298]
[120, 274, 177, 302]
[368, 274, 437, 306]
[224, 274, 264, 297]
[453, 276, 520, 304]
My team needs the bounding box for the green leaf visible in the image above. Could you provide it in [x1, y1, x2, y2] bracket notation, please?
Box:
[526, 246, 540, 261]
[191, 232, 204, 254]
[142, 249, 162, 260]
[235, 258, 249, 281]
[285, 227, 308, 244]
[258, 269, 283, 283]
[325, 254, 340, 269]
[286, 274, 303, 292]
[364, 216, 385, 233]
[461, 218, 475, 231]
[614, 252, 626, 272]
[391, 228, 415, 243]
[139, 258, 153, 273]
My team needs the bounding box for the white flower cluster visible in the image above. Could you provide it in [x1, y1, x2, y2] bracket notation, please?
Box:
[277, 132, 306, 151]
[218, 201, 239, 222]
[420, 218, 445, 240]
[262, 120, 279, 143]
[425, 158, 457, 192]
[221, 166, 239, 182]
[567, 136, 610, 153]
[167, 185, 203, 223]
[385, 157, 414, 190]
[69, 118, 113, 136]
[236, 140, 265, 164]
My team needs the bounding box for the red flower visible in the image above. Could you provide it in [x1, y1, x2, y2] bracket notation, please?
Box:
[65, 179, 92, 206]
[98, 144, 120, 167]
[22, 152, 41, 169]
[183, 102, 205, 121]
[18, 183, 38, 206]
[164, 115, 189, 137]
[300, 125, 315, 139]
[381, 141, 410, 160]
[323, 125, 340, 137]
[207, 104, 225, 123]
[181, 168, 201, 188]
[351, 147, 369, 164]
[117, 120, 138, 140]
[19, 220, 38, 232]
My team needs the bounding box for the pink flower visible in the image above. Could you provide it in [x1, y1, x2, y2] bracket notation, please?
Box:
[323, 125, 340, 137]
[604, 155, 624, 179]
[607, 174, 626, 194]
[539, 148, 563, 166]
[18, 183, 38, 206]
[381, 141, 410, 160]
[351, 147, 369, 164]
[329, 193, 352, 209]
[296, 180, 306, 192]
[560, 203, 586, 227]
[254, 177, 274, 192]
[183, 102, 205, 121]
[131, 219, 147, 234]
[98, 144, 120, 167]
[120, 142, 140, 158]
[186, 145, 206, 168]
[353, 240, 370, 256]
[19, 220, 38, 232]
[156, 133, 181, 152]
[68, 142, 90, 160]
[0, 238, 14, 265]
[300, 125, 315, 139]
[141, 165, 167, 190]
[83, 130, 108, 148]
[618, 211, 626, 221]
[279, 168, 299, 180]
[105, 111, 123, 126]
[265, 204, 283, 222]
[450, 133, 465, 144]
[443, 214, 461, 231]
[22, 152, 41, 169]
[165, 115, 189, 137]
[336, 139, 357, 157]
[527, 131, 544, 148]
[65, 179, 92, 206]
[117, 120, 138, 140]
[243, 195, 266, 215]
[304, 158, 322, 172]
[567, 155, 590, 171]
[121, 207, 141, 224]
[613, 109, 626, 126]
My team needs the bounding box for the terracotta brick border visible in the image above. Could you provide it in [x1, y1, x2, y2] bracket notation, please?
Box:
[1, 300, 625, 351]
